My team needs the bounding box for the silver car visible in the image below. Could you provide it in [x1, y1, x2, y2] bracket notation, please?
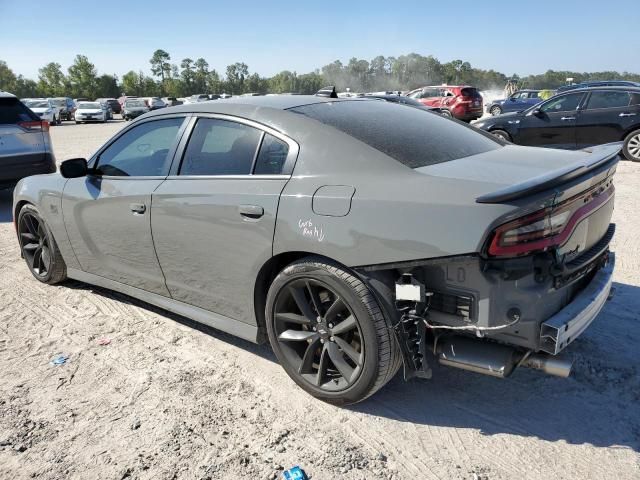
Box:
[24, 98, 61, 125]
[12, 96, 617, 404]
[1, 92, 56, 189]
[75, 102, 107, 123]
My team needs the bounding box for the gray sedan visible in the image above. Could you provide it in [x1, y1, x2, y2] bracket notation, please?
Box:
[12, 96, 618, 404]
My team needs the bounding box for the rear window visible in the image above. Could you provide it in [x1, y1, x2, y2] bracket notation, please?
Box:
[0, 97, 39, 124]
[460, 87, 482, 98]
[289, 100, 500, 168]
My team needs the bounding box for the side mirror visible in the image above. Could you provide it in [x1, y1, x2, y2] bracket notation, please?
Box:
[531, 108, 544, 118]
[60, 158, 88, 178]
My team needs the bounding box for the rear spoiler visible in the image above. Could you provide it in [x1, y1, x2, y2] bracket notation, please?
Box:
[475, 143, 622, 204]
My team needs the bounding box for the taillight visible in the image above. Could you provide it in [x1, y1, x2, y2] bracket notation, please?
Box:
[487, 183, 614, 257]
[18, 120, 49, 132]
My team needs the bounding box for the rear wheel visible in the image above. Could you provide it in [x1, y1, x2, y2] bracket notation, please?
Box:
[17, 204, 67, 284]
[490, 105, 502, 116]
[491, 129, 512, 142]
[50, 116, 57, 126]
[266, 257, 401, 405]
[623, 129, 640, 162]
[439, 109, 452, 119]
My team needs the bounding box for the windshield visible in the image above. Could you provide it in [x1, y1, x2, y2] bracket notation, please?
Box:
[78, 102, 101, 109]
[50, 99, 65, 106]
[125, 100, 145, 107]
[290, 100, 500, 168]
[26, 100, 49, 108]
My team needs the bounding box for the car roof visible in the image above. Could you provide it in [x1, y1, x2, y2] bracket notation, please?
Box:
[146, 95, 361, 117]
[0, 91, 17, 98]
[559, 85, 640, 93]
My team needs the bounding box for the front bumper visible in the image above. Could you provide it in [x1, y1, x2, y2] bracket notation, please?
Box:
[539, 253, 614, 354]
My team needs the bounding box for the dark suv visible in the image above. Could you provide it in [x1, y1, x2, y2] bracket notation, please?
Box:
[406, 85, 483, 121]
[473, 86, 640, 161]
[0, 92, 56, 189]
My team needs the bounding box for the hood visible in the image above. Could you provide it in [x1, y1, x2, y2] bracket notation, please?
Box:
[77, 108, 103, 114]
[30, 107, 50, 113]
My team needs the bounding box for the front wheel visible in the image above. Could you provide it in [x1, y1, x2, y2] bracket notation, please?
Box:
[491, 129, 512, 142]
[623, 129, 640, 162]
[17, 204, 67, 284]
[266, 257, 401, 405]
[50, 116, 56, 126]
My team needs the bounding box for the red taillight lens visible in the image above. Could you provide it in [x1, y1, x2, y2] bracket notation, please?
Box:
[487, 184, 614, 257]
[18, 120, 49, 132]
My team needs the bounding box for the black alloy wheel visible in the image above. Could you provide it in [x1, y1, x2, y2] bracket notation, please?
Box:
[273, 278, 364, 392]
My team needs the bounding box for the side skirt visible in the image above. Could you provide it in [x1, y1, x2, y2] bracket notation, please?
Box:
[67, 268, 260, 343]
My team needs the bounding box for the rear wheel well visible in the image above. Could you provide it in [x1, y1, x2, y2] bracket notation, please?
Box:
[254, 252, 341, 343]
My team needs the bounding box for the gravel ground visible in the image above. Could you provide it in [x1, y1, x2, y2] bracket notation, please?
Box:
[0, 121, 639, 480]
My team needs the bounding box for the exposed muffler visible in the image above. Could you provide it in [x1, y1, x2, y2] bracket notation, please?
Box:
[436, 337, 573, 379]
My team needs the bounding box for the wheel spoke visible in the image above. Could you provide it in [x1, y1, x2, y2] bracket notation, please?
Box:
[41, 246, 51, 272]
[278, 329, 318, 342]
[289, 286, 317, 321]
[276, 312, 311, 325]
[23, 242, 39, 252]
[24, 215, 39, 236]
[33, 247, 43, 274]
[326, 342, 355, 383]
[315, 343, 329, 386]
[299, 336, 322, 374]
[330, 315, 357, 335]
[334, 337, 362, 367]
[324, 297, 345, 322]
[20, 232, 37, 243]
[306, 281, 322, 317]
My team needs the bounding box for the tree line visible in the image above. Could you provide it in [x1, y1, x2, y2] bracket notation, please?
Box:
[1, 49, 639, 100]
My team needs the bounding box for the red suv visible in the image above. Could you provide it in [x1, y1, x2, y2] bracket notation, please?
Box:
[406, 85, 483, 122]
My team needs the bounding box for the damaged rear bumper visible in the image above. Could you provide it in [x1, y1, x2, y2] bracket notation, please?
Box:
[539, 253, 614, 355]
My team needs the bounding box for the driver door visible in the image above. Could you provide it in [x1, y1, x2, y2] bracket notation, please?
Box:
[516, 92, 585, 148]
[62, 116, 188, 295]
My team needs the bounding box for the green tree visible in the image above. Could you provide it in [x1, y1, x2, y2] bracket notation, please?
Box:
[96, 74, 119, 98]
[0, 60, 18, 93]
[180, 58, 194, 94]
[193, 58, 209, 93]
[225, 62, 249, 94]
[149, 49, 171, 93]
[37, 62, 67, 97]
[67, 55, 98, 98]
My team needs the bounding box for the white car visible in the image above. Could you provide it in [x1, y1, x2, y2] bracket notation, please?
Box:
[23, 99, 61, 125]
[75, 102, 107, 123]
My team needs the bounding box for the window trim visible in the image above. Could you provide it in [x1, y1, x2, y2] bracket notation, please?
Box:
[167, 113, 299, 179]
[583, 90, 632, 111]
[537, 92, 586, 114]
[87, 113, 191, 180]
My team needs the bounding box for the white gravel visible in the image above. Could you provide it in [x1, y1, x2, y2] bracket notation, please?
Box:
[0, 122, 638, 480]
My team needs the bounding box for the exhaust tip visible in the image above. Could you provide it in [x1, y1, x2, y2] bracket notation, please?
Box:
[522, 353, 573, 378]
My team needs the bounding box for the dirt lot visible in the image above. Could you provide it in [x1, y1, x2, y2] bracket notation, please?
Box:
[0, 120, 639, 480]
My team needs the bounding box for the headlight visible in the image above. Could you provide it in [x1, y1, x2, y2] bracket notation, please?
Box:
[507, 120, 521, 124]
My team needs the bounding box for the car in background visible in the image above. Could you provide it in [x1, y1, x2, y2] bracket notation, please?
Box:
[142, 97, 166, 110]
[473, 86, 640, 161]
[24, 99, 60, 125]
[406, 85, 483, 122]
[485, 90, 541, 116]
[97, 98, 122, 115]
[97, 101, 113, 120]
[162, 97, 183, 107]
[49, 97, 76, 121]
[0, 92, 56, 189]
[122, 98, 149, 120]
[186, 94, 211, 103]
[363, 93, 451, 117]
[557, 80, 640, 93]
[75, 102, 107, 123]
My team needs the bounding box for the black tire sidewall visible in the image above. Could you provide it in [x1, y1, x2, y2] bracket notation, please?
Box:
[492, 129, 511, 142]
[491, 106, 502, 116]
[17, 205, 59, 283]
[266, 261, 382, 405]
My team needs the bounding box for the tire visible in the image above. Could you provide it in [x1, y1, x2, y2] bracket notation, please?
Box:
[439, 109, 452, 119]
[50, 116, 56, 127]
[622, 129, 640, 162]
[17, 204, 67, 284]
[490, 105, 502, 116]
[265, 257, 401, 405]
[491, 129, 512, 142]
[75, 121, 80, 124]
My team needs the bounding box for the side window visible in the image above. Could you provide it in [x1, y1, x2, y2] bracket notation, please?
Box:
[254, 134, 290, 175]
[631, 93, 640, 105]
[529, 92, 540, 99]
[586, 91, 631, 109]
[180, 118, 262, 175]
[540, 93, 584, 113]
[95, 117, 184, 176]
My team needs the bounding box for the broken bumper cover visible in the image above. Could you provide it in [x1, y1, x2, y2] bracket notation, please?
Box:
[539, 253, 614, 355]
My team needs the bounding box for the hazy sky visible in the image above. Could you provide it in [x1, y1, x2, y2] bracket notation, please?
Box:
[1, 0, 638, 80]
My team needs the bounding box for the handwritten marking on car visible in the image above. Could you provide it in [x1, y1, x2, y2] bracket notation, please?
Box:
[298, 219, 325, 242]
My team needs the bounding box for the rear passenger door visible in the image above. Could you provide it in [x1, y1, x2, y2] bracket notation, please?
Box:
[151, 115, 298, 324]
[575, 90, 639, 148]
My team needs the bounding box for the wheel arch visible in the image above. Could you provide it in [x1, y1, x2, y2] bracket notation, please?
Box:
[621, 124, 640, 140]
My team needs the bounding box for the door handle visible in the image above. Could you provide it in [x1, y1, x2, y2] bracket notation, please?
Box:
[130, 203, 146, 214]
[238, 204, 264, 219]
[619, 112, 637, 117]
[560, 116, 576, 121]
